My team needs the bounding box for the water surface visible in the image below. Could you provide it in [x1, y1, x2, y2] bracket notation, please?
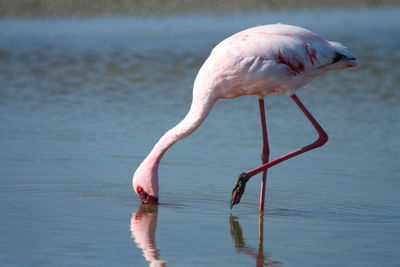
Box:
[0, 8, 399, 267]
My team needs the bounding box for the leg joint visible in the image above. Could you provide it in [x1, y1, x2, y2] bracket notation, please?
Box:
[314, 131, 329, 148]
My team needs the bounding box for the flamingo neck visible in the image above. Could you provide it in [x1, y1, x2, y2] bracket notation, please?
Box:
[146, 94, 217, 165]
[134, 89, 218, 199]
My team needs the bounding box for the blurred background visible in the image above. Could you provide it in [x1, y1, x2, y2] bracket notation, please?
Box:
[1, 1, 399, 267]
[1, 0, 399, 16]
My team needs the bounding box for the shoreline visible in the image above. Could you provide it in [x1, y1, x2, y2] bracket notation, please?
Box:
[1, 0, 399, 17]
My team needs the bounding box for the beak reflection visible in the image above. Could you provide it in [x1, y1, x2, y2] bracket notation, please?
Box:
[130, 204, 168, 267]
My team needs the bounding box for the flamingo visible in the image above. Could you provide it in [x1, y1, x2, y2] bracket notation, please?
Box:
[132, 24, 357, 211]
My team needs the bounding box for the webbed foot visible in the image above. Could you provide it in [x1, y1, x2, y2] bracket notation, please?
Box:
[230, 173, 249, 209]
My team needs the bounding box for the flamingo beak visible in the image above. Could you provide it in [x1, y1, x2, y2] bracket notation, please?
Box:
[136, 186, 159, 205]
[230, 173, 249, 209]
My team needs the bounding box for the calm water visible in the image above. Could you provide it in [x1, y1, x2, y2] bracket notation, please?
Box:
[1, 8, 399, 267]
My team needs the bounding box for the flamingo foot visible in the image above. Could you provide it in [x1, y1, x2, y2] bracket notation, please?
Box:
[230, 173, 249, 209]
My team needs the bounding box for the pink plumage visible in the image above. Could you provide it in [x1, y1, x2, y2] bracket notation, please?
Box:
[133, 24, 357, 209]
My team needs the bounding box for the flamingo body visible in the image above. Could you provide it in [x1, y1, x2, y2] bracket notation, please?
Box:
[196, 24, 356, 99]
[133, 24, 357, 205]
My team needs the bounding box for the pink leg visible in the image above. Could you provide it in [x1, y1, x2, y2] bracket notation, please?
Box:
[231, 94, 328, 208]
[258, 98, 269, 214]
[246, 94, 328, 178]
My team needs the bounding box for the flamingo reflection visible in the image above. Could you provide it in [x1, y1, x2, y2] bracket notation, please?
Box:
[130, 204, 168, 267]
[230, 215, 282, 267]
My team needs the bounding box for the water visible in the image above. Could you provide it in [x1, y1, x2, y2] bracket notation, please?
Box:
[1, 8, 399, 267]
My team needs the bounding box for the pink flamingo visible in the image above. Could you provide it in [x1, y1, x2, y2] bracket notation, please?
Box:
[132, 24, 357, 211]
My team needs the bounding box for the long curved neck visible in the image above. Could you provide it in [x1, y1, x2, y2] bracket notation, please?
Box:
[145, 91, 217, 166]
[133, 69, 219, 200]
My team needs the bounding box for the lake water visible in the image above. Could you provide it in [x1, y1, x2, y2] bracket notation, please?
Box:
[0, 7, 399, 267]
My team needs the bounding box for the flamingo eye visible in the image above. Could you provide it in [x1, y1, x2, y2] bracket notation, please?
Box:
[137, 186, 143, 193]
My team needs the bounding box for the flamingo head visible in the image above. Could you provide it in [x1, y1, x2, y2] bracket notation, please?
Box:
[132, 159, 159, 205]
[135, 185, 159, 205]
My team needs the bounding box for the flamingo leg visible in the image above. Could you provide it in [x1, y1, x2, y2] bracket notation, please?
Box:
[246, 94, 328, 178]
[258, 97, 269, 214]
[230, 94, 328, 208]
